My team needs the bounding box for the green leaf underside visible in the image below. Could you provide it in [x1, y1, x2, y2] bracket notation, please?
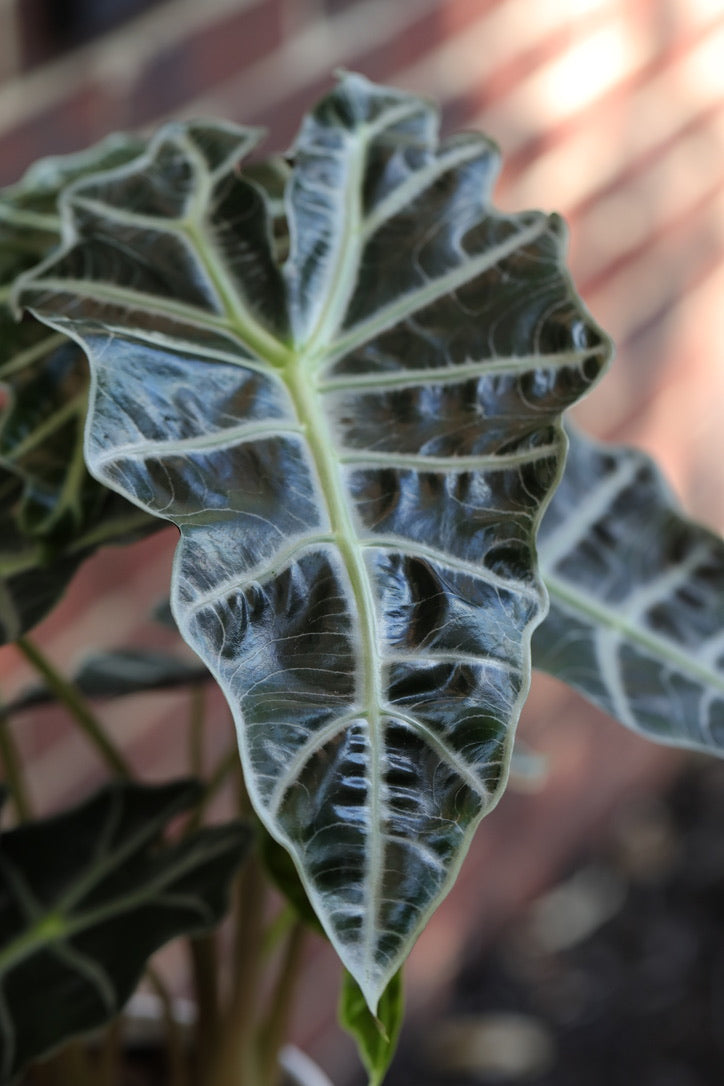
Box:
[0, 135, 158, 644]
[339, 968, 404, 1086]
[536, 427, 724, 754]
[0, 780, 250, 1083]
[18, 74, 612, 1007]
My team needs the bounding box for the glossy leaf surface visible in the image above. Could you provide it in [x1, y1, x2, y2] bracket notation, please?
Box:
[0, 780, 250, 1083]
[18, 74, 611, 1006]
[536, 427, 724, 753]
[0, 137, 158, 644]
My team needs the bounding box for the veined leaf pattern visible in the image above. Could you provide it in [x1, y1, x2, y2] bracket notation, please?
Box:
[0, 136, 159, 644]
[18, 74, 612, 1007]
[535, 426, 724, 754]
[0, 134, 146, 533]
[0, 780, 250, 1083]
[2, 647, 209, 716]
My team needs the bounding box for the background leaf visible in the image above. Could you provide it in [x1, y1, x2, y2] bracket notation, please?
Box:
[535, 426, 724, 754]
[0, 136, 159, 645]
[339, 968, 404, 1086]
[0, 779, 250, 1083]
[3, 647, 210, 717]
[18, 74, 612, 1007]
[0, 462, 158, 645]
[257, 824, 324, 936]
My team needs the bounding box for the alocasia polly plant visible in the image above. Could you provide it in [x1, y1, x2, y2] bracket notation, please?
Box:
[0, 72, 721, 1085]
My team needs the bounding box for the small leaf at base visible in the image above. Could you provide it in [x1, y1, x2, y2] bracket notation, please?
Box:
[339, 968, 404, 1086]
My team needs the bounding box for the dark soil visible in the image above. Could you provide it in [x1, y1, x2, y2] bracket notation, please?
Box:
[387, 757, 724, 1086]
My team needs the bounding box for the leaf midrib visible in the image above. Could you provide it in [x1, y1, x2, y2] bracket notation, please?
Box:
[0, 832, 236, 976]
[281, 119, 385, 977]
[544, 571, 724, 695]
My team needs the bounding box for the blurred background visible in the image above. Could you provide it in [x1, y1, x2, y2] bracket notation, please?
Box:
[1, 1, 723, 1083]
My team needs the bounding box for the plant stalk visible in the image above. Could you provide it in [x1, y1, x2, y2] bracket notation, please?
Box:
[188, 684, 205, 777]
[257, 920, 307, 1086]
[0, 702, 33, 820]
[147, 966, 190, 1086]
[35, 1040, 95, 1086]
[15, 636, 131, 778]
[96, 1015, 122, 1086]
[189, 933, 220, 1076]
[206, 851, 268, 1086]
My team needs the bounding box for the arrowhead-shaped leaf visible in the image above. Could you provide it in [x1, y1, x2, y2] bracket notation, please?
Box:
[535, 427, 724, 753]
[0, 136, 158, 643]
[17, 73, 612, 1007]
[0, 779, 250, 1083]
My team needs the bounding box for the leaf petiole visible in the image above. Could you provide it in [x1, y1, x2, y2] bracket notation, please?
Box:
[15, 636, 131, 778]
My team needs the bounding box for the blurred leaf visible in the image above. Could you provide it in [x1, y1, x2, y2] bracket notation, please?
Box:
[0, 462, 158, 646]
[0, 135, 159, 645]
[4, 648, 210, 716]
[151, 596, 177, 630]
[0, 779, 250, 1083]
[257, 825, 324, 936]
[339, 968, 404, 1086]
[536, 427, 724, 754]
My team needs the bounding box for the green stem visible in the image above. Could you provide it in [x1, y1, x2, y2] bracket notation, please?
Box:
[189, 934, 220, 1077]
[257, 921, 307, 1086]
[190, 746, 239, 830]
[189, 685, 205, 777]
[15, 636, 131, 778]
[261, 903, 297, 956]
[228, 769, 266, 1034]
[36, 1040, 95, 1086]
[184, 683, 222, 1075]
[0, 700, 33, 820]
[230, 851, 267, 1033]
[96, 1015, 122, 1086]
[207, 852, 268, 1086]
[147, 966, 189, 1086]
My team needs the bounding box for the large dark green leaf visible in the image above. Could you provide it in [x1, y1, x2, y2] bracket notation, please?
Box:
[0, 135, 158, 644]
[17, 73, 612, 1007]
[0, 779, 250, 1083]
[535, 427, 724, 753]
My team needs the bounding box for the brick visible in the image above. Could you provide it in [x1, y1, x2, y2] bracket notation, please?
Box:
[321, 0, 360, 13]
[396, 0, 616, 115]
[0, 78, 125, 185]
[0, 0, 20, 81]
[572, 188, 724, 440]
[127, 0, 283, 125]
[500, 8, 724, 193]
[568, 108, 724, 286]
[189, 0, 439, 135]
[215, 1, 448, 149]
[18, 0, 170, 70]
